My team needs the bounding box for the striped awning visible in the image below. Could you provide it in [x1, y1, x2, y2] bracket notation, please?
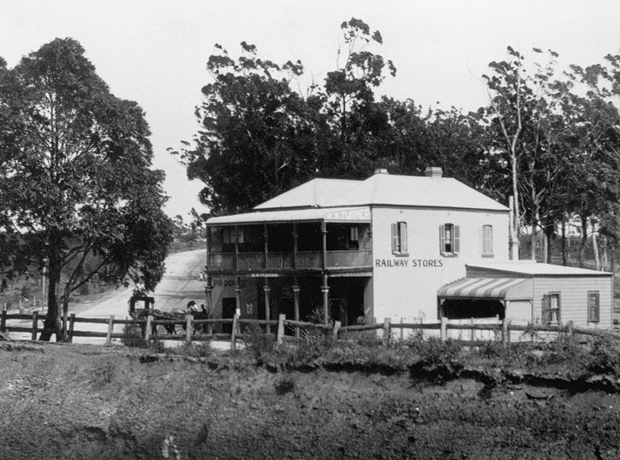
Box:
[438, 278, 528, 299]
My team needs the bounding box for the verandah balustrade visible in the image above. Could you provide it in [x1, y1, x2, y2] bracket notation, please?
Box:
[208, 250, 372, 271]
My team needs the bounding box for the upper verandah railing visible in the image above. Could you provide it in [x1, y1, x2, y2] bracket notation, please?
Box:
[208, 249, 373, 271]
[207, 221, 373, 272]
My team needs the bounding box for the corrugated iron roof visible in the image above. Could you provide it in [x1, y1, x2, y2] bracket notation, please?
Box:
[255, 179, 359, 210]
[255, 173, 507, 212]
[467, 262, 613, 277]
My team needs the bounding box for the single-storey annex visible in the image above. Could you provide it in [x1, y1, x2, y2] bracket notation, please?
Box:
[439, 262, 612, 331]
[203, 167, 613, 333]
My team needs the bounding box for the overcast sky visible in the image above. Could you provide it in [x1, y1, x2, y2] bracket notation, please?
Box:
[1, 1, 619, 219]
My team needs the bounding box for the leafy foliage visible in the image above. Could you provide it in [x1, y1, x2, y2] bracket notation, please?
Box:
[0, 38, 174, 340]
[174, 20, 620, 259]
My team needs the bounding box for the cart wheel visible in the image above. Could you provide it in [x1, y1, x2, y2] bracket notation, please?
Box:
[174, 323, 186, 335]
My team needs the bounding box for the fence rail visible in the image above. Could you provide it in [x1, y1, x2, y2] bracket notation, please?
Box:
[2, 309, 620, 349]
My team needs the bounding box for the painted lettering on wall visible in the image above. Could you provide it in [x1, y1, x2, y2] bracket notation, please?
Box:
[325, 207, 370, 221]
[212, 279, 247, 287]
[374, 258, 443, 268]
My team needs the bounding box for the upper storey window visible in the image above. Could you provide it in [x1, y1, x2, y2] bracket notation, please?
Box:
[482, 225, 493, 257]
[391, 222, 408, 256]
[440, 224, 459, 256]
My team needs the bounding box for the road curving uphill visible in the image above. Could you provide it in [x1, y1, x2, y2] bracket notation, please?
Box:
[69, 248, 206, 344]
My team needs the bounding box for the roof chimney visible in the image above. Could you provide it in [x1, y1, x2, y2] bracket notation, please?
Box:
[425, 166, 443, 178]
[374, 168, 389, 175]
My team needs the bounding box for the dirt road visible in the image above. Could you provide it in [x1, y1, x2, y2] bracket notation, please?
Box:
[69, 249, 206, 344]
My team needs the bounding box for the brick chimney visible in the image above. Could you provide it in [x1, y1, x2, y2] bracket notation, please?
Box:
[424, 166, 443, 178]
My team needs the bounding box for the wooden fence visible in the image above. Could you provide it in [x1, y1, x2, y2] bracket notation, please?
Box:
[3, 309, 620, 349]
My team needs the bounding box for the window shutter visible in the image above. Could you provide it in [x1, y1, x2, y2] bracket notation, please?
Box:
[482, 225, 493, 255]
[541, 295, 551, 325]
[391, 223, 398, 253]
[454, 225, 460, 254]
[399, 222, 408, 254]
[439, 225, 445, 254]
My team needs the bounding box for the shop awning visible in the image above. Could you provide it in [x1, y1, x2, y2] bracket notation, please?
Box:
[438, 277, 532, 300]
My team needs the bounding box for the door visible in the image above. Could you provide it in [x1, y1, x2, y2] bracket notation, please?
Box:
[222, 297, 236, 334]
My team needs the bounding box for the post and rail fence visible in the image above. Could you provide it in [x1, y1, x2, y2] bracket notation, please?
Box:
[2, 307, 620, 350]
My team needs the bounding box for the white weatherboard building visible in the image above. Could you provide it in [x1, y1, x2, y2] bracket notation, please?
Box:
[205, 168, 613, 332]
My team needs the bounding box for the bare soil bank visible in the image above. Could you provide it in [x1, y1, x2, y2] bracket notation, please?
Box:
[1, 342, 620, 460]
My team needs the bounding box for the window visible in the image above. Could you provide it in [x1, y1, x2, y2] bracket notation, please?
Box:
[588, 291, 600, 323]
[391, 222, 408, 255]
[349, 226, 360, 249]
[223, 227, 244, 244]
[350, 226, 359, 242]
[542, 293, 561, 325]
[482, 225, 493, 256]
[439, 224, 460, 256]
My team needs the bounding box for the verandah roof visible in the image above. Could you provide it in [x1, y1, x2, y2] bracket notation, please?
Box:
[207, 206, 371, 225]
[438, 277, 533, 300]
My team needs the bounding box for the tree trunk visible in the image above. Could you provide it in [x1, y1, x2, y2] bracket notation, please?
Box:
[511, 153, 520, 258]
[544, 224, 554, 264]
[592, 221, 601, 271]
[561, 218, 567, 266]
[39, 264, 61, 341]
[579, 214, 588, 268]
[39, 234, 62, 341]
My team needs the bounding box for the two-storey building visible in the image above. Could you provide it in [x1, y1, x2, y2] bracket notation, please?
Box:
[204, 167, 515, 328]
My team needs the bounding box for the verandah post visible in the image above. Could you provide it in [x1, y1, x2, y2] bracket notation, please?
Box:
[292, 282, 300, 339]
[263, 279, 271, 335]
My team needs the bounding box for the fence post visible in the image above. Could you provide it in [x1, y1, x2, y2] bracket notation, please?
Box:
[1, 307, 7, 333]
[145, 314, 153, 341]
[231, 313, 239, 351]
[419, 317, 424, 340]
[502, 319, 510, 346]
[185, 313, 193, 345]
[277, 314, 285, 344]
[105, 316, 114, 346]
[383, 317, 391, 345]
[400, 318, 404, 341]
[440, 316, 447, 341]
[333, 320, 341, 341]
[31, 311, 38, 341]
[494, 314, 500, 341]
[68, 313, 76, 343]
[470, 317, 475, 342]
[567, 320, 574, 342]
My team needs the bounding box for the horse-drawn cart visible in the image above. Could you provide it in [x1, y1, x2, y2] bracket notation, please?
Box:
[128, 296, 208, 337]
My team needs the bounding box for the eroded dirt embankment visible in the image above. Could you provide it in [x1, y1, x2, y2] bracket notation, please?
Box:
[2, 343, 620, 460]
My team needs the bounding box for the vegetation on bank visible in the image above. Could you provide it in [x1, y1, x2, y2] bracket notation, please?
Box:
[124, 323, 620, 391]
